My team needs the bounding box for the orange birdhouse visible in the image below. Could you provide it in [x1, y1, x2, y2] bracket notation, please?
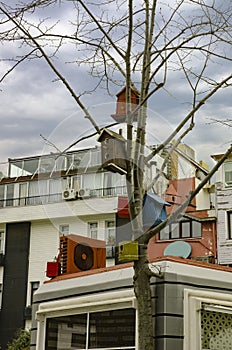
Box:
[111, 86, 140, 123]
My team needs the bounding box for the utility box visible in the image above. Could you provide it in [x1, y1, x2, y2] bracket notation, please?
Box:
[118, 241, 139, 262]
[46, 261, 60, 278]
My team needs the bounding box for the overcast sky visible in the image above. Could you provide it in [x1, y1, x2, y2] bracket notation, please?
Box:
[0, 1, 231, 175]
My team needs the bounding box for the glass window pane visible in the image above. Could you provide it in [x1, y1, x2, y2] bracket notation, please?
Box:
[105, 221, 115, 245]
[0, 185, 4, 208]
[171, 223, 180, 239]
[45, 314, 87, 350]
[201, 308, 232, 350]
[228, 212, 232, 240]
[0, 231, 4, 253]
[89, 308, 135, 349]
[224, 162, 232, 186]
[19, 183, 27, 206]
[159, 225, 170, 240]
[49, 178, 62, 203]
[192, 221, 201, 238]
[88, 222, 98, 239]
[6, 183, 14, 207]
[182, 221, 191, 238]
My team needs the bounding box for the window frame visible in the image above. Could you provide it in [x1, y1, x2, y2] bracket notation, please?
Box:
[88, 222, 98, 240]
[224, 161, 232, 187]
[184, 289, 232, 350]
[45, 308, 136, 350]
[105, 221, 116, 245]
[0, 230, 5, 254]
[35, 288, 137, 350]
[59, 224, 70, 237]
[159, 219, 202, 241]
[30, 281, 40, 305]
[228, 211, 232, 240]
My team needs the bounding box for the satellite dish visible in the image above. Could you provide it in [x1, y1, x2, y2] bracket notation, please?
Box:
[164, 241, 192, 258]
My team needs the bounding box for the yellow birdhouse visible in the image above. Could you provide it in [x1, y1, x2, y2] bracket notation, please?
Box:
[118, 241, 139, 262]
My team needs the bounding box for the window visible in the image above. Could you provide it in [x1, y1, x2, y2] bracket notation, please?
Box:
[30, 281, 40, 305]
[105, 221, 116, 258]
[28, 179, 50, 205]
[0, 231, 4, 253]
[19, 182, 28, 206]
[159, 219, 201, 240]
[45, 308, 135, 350]
[201, 305, 232, 349]
[59, 224, 69, 237]
[228, 212, 232, 240]
[36, 288, 136, 350]
[184, 289, 232, 350]
[6, 183, 14, 206]
[105, 221, 115, 245]
[49, 178, 62, 203]
[224, 162, 232, 187]
[103, 173, 119, 196]
[0, 185, 4, 207]
[88, 222, 98, 239]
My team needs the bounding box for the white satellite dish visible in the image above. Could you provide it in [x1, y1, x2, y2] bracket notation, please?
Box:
[164, 241, 192, 259]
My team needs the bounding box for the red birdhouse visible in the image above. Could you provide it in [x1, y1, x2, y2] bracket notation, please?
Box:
[111, 86, 140, 123]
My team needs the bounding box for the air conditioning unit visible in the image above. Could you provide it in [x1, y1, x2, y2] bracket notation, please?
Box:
[192, 256, 213, 264]
[62, 188, 77, 200]
[59, 234, 106, 274]
[78, 188, 91, 198]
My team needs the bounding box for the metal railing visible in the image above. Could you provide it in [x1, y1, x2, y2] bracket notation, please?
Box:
[0, 186, 127, 208]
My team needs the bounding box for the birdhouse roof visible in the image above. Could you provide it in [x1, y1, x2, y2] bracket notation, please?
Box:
[97, 128, 126, 143]
[116, 86, 140, 97]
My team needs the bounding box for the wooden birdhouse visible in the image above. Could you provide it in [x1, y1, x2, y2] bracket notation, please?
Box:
[97, 128, 127, 175]
[111, 86, 140, 123]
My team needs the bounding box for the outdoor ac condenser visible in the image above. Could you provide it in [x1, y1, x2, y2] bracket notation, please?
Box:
[62, 188, 77, 200]
[59, 234, 106, 274]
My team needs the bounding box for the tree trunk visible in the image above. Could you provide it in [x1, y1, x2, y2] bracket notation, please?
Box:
[133, 243, 154, 350]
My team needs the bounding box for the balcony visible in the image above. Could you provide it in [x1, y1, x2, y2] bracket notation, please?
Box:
[0, 186, 127, 209]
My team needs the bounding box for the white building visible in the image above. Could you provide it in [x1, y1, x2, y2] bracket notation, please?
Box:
[211, 152, 232, 265]
[0, 140, 214, 348]
[0, 145, 167, 349]
[31, 256, 232, 350]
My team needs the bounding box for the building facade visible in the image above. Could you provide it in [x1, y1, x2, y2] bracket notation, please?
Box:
[0, 147, 126, 349]
[212, 152, 232, 265]
[31, 257, 232, 350]
[0, 141, 217, 348]
[0, 145, 167, 349]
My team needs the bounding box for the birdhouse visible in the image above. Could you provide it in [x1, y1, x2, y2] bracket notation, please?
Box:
[118, 241, 139, 262]
[111, 86, 140, 123]
[97, 128, 127, 175]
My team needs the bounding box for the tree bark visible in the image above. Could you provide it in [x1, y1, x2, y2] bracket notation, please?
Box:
[133, 242, 154, 350]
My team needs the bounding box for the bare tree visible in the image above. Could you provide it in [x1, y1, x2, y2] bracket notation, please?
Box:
[0, 1, 232, 349]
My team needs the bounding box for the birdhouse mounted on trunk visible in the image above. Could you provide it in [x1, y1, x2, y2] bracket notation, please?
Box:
[111, 86, 140, 123]
[97, 129, 127, 175]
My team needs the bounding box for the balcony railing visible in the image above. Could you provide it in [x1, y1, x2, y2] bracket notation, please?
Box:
[0, 186, 127, 208]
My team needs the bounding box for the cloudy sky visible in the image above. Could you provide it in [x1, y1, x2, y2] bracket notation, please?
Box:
[0, 1, 231, 175]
